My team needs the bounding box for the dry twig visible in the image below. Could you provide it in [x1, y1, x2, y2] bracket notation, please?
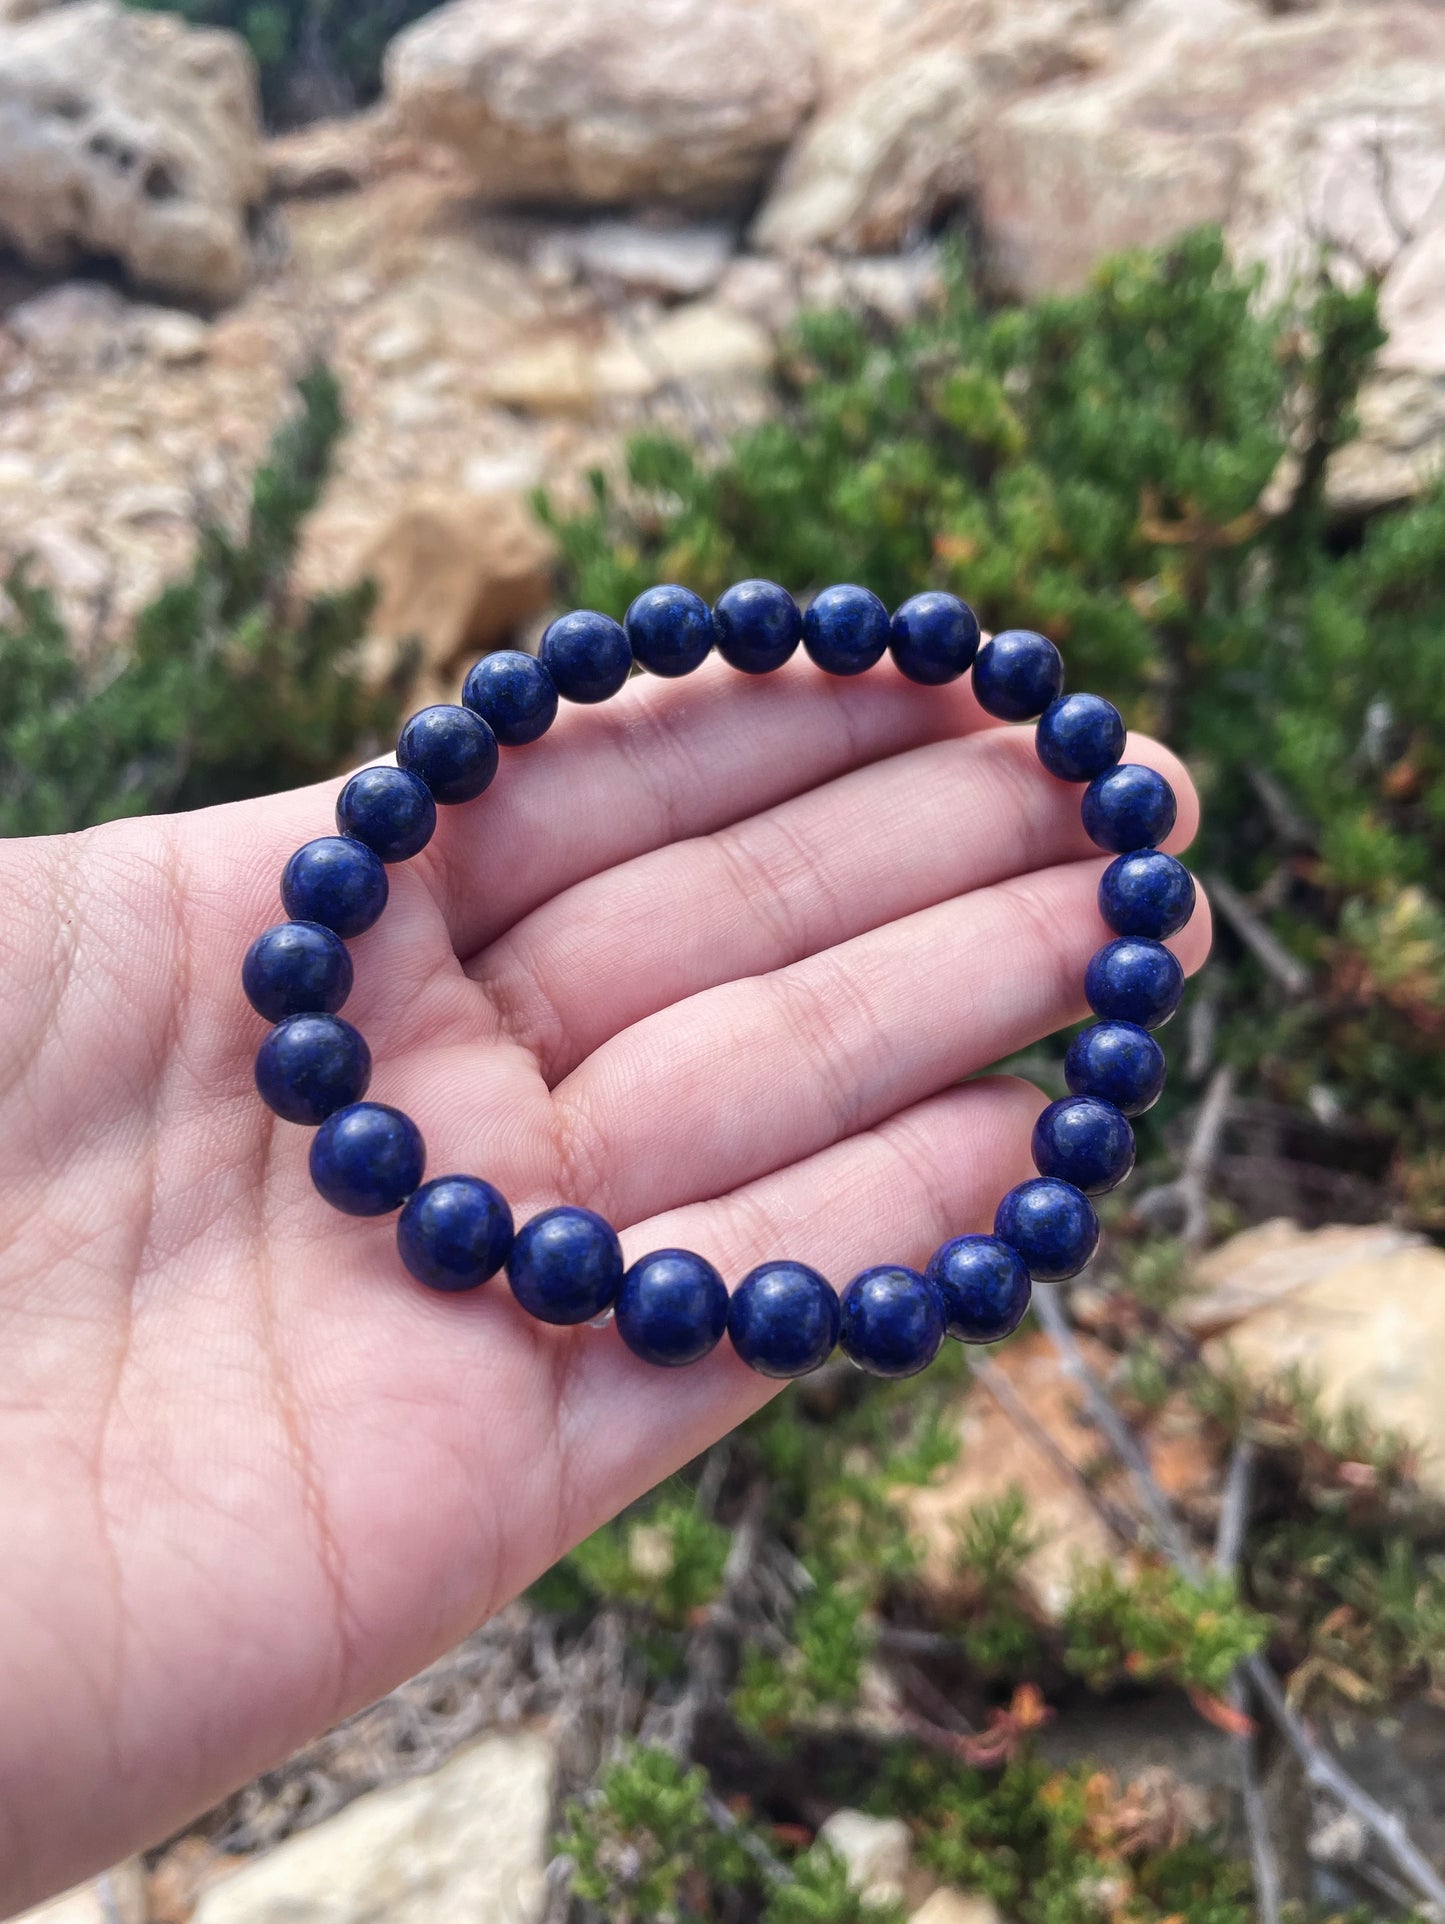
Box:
[1135, 1063, 1236, 1249]
[1206, 874, 1312, 998]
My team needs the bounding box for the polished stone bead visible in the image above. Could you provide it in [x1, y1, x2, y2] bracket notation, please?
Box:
[994, 1178, 1099, 1281]
[926, 1235, 1031, 1344]
[838, 1265, 946, 1378]
[281, 836, 388, 939]
[888, 590, 980, 685]
[398, 1176, 514, 1293]
[1081, 763, 1176, 853]
[462, 650, 558, 746]
[803, 582, 890, 676]
[1064, 1020, 1166, 1117]
[310, 1102, 425, 1217]
[972, 629, 1064, 721]
[1031, 1095, 1135, 1196]
[728, 1261, 839, 1378]
[1085, 937, 1185, 1029]
[1036, 693, 1126, 783]
[336, 765, 437, 863]
[255, 1013, 371, 1126]
[616, 1248, 729, 1367]
[625, 583, 714, 678]
[1100, 851, 1196, 940]
[508, 1205, 623, 1326]
[242, 919, 353, 1024]
[712, 578, 802, 674]
[540, 609, 633, 703]
[397, 704, 499, 805]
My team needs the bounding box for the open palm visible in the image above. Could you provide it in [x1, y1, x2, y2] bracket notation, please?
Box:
[0, 653, 1206, 1912]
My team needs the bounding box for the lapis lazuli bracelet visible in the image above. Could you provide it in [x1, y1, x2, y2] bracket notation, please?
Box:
[243, 582, 1194, 1381]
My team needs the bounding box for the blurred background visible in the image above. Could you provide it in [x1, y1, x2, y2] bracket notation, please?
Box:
[6, 0, 1445, 1918]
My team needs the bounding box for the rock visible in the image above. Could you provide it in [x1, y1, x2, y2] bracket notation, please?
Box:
[1201, 1226, 1445, 1496]
[816, 1810, 912, 1906]
[193, 1731, 554, 1924]
[909, 1891, 1003, 1924]
[754, 49, 980, 255]
[13, 1866, 147, 1924]
[1180, 1218, 1425, 1338]
[359, 490, 555, 689]
[385, 0, 817, 210]
[265, 113, 387, 200]
[593, 300, 774, 397]
[974, 2, 1445, 509]
[536, 220, 735, 301]
[0, 0, 264, 304]
[6, 280, 210, 369]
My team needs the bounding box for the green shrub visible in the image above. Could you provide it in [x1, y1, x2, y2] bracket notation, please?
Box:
[0, 365, 409, 837]
[125, 0, 440, 122]
[1061, 1561, 1267, 1695]
[542, 227, 1445, 1218]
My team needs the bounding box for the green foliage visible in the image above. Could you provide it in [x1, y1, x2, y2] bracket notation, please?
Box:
[950, 1486, 1047, 1677]
[559, 1746, 756, 1919]
[732, 1583, 874, 1738]
[1061, 1561, 1267, 1694]
[880, 1751, 1253, 1924]
[0, 366, 408, 836]
[125, 0, 439, 122]
[762, 1847, 905, 1924]
[542, 227, 1445, 1217]
[565, 1489, 732, 1628]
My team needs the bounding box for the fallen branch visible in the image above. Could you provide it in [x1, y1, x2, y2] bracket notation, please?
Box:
[1215, 1433, 1281, 1924]
[1135, 1063, 1235, 1249]
[1028, 1285, 1445, 1916]
[1206, 874, 1312, 998]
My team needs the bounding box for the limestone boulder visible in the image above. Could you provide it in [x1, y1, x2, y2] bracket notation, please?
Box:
[192, 1731, 554, 1924]
[357, 490, 556, 697]
[1197, 1221, 1445, 1497]
[384, 0, 817, 209]
[0, 0, 264, 304]
[975, 1, 1445, 509]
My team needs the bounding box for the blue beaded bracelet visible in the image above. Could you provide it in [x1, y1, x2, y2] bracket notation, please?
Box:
[243, 583, 1194, 1382]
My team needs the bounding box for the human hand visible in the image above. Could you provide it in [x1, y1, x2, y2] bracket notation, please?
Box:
[0, 652, 1206, 1911]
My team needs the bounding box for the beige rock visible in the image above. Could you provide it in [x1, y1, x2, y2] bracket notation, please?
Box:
[974, 2, 1445, 509]
[385, 0, 817, 209]
[0, 0, 264, 304]
[1204, 1231, 1445, 1496]
[594, 301, 774, 396]
[359, 490, 555, 687]
[1181, 1218, 1425, 1338]
[14, 1862, 147, 1924]
[266, 110, 388, 200]
[194, 1731, 554, 1924]
[538, 220, 735, 301]
[817, 1809, 912, 1906]
[909, 1892, 1004, 1924]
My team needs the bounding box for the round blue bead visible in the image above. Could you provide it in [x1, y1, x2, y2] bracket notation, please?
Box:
[994, 1178, 1099, 1281]
[462, 650, 558, 747]
[336, 765, 437, 863]
[397, 704, 499, 805]
[310, 1102, 425, 1217]
[728, 1261, 840, 1378]
[255, 1012, 371, 1126]
[713, 578, 802, 674]
[616, 1248, 729, 1367]
[1081, 763, 1177, 853]
[838, 1265, 946, 1378]
[1085, 937, 1185, 1030]
[1064, 1021, 1166, 1117]
[540, 609, 633, 704]
[398, 1176, 514, 1293]
[243, 920, 353, 1024]
[625, 583, 714, 678]
[926, 1235, 1031, 1344]
[1036, 693, 1126, 783]
[972, 630, 1063, 721]
[508, 1205, 622, 1326]
[888, 591, 981, 685]
[1100, 851, 1196, 940]
[803, 583, 890, 677]
[281, 836, 388, 939]
[1031, 1096, 1135, 1196]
